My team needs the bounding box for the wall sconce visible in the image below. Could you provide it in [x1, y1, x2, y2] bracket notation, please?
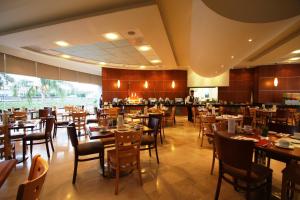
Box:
[273, 77, 278, 87]
[117, 80, 120, 88]
[171, 80, 175, 89]
[144, 80, 148, 89]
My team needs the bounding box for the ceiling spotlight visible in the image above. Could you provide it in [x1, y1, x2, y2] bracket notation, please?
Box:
[99, 62, 106, 65]
[55, 41, 69, 47]
[289, 57, 300, 61]
[103, 32, 120, 41]
[292, 49, 300, 54]
[61, 54, 71, 59]
[231, 56, 234, 59]
[150, 59, 161, 64]
[248, 38, 253, 42]
[140, 65, 146, 69]
[138, 45, 151, 52]
[221, 65, 224, 68]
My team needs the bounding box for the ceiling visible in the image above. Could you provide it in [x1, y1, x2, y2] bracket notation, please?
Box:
[0, 0, 299, 77]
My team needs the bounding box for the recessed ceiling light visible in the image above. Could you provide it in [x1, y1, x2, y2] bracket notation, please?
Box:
[140, 65, 146, 69]
[99, 62, 106, 65]
[150, 59, 161, 64]
[138, 45, 151, 52]
[103, 32, 120, 40]
[291, 49, 300, 54]
[221, 64, 224, 68]
[231, 56, 234, 59]
[55, 41, 69, 47]
[61, 54, 71, 59]
[248, 38, 253, 42]
[289, 57, 300, 61]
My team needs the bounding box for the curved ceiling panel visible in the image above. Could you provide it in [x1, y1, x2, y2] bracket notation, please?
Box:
[202, 0, 300, 23]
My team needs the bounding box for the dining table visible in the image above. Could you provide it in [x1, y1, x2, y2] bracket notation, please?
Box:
[1, 119, 40, 162]
[0, 159, 17, 188]
[216, 115, 244, 126]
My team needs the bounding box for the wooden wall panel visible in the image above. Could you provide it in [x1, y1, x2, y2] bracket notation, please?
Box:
[102, 68, 187, 101]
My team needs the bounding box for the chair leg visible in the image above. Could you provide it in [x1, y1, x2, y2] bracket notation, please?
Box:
[155, 145, 160, 164]
[45, 139, 50, 158]
[201, 134, 204, 147]
[214, 168, 222, 200]
[72, 157, 78, 184]
[115, 166, 120, 195]
[266, 175, 272, 200]
[210, 152, 215, 175]
[30, 140, 33, 156]
[137, 159, 143, 186]
[49, 137, 55, 152]
[246, 184, 251, 200]
[148, 146, 152, 157]
[100, 151, 105, 177]
[53, 125, 57, 139]
[159, 129, 163, 144]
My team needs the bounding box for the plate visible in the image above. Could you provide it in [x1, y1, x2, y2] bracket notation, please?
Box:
[291, 136, 300, 140]
[275, 143, 294, 150]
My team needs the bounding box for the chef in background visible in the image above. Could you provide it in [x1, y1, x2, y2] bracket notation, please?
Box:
[186, 90, 195, 122]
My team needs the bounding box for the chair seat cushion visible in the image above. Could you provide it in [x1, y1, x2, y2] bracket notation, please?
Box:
[77, 141, 104, 156]
[25, 132, 46, 140]
[141, 135, 155, 145]
[223, 163, 272, 183]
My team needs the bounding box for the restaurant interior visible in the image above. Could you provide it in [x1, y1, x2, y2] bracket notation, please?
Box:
[1, 0, 300, 199]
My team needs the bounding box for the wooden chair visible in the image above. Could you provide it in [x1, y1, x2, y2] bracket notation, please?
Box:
[140, 115, 160, 164]
[0, 125, 16, 159]
[67, 124, 104, 183]
[12, 111, 27, 121]
[210, 122, 227, 175]
[249, 108, 257, 128]
[108, 107, 120, 119]
[272, 109, 289, 124]
[192, 107, 200, 126]
[16, 155, 49, 200]
[39, 109, 49, 129]
[51, 110, 69, 139]
[164, 106, 176, 126]
[281, 161, 300, 200]
[214, 132, 273, 200]
[107, 130, 142, 195]
[72, 112, 87, 136]
[199, 115, 216, 147]
[23, 117, 55, 158]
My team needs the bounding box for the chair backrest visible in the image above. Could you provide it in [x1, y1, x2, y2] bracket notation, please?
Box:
[108, 107, 120, 118]
[148, 114, 161, 134]
[38, 109, 49, 118]
[51, 110, 57, 121]
[16, 155, 49, 200]
[45, 117, 55, 137]
[114, 130, 141, 165]
[201, 115, 216, 133]
[267, 122, 298, 134]
[67, 123, 78, 147]
[249, 108, 256, 118]
[13, 111, 27, 121]
[72, 112, 87, 123]
[212, 121, 227, 132]
[276, 109, 289, 118]
[214, 132, 254, 173]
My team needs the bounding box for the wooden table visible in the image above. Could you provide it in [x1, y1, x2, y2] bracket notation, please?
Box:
[216, 115, 244, 126]
[1, 120, 40, 162]
[217, 130, 300, 163]
[0, 159, 17, 188]
[88, 124, 153, 140]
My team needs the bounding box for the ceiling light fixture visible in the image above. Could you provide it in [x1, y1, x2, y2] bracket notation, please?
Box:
[248, 38, 253, 42]
[150, 59, 161, 64]
[103, 32, 120, 41]
[289, 57, 300, 61]
[61, 54, 71, 59]
[231, 56, 234, 59]
[99, 62, 106, 65]
[221, 65, 224, 68]
[140, 65, 146, 69]
[55, 41, 69, 47]
[291, 49, 300, 54]
[138, 45, 151, 52]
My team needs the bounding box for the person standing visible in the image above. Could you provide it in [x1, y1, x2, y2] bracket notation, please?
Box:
[186, 90, 195, 122]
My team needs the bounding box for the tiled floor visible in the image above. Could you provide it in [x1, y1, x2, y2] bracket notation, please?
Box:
[0, 117, 286, 200]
